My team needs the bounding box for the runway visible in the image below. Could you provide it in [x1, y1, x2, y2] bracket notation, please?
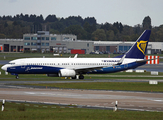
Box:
[0, 87, 163, 112]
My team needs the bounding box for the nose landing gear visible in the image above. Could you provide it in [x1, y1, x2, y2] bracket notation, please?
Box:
[10, 73, 19, 79]
[16, 75, 19, 79]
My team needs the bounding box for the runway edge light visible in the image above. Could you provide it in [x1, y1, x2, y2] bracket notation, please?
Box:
[1, 99, 5, 111]
[113, 101, 118, 112]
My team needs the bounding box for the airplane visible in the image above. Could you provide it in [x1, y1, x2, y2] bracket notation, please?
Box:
[1, 30, 154, 79]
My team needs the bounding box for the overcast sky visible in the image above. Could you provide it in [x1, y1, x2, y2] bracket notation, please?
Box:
[1, 0, 163, 26]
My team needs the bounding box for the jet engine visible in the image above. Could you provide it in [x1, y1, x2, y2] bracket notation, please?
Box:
[58, 69, 76, 77]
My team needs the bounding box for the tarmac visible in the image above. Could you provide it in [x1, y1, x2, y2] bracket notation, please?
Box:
[0, 85, 163, 112]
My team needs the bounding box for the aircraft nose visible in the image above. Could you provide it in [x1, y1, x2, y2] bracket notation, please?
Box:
[1, 65, 7, 71]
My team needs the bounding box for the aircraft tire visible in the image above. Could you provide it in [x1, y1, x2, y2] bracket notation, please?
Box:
[16, 76, 19, 79]
[79, 75, 84, 79]
[72, 76, 76, 79]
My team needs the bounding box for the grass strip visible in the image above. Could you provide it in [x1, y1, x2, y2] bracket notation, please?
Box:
[18, 82, 163, 92]
[0, 102, 163, 120]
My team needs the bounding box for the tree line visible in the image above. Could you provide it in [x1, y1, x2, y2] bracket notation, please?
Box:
[0, 14, 162, 42]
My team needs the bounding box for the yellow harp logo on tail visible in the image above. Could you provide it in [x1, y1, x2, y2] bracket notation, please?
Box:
[137, 40, 147, 55]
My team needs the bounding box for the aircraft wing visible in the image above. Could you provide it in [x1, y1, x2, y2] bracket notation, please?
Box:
[74, 66, 109, 74]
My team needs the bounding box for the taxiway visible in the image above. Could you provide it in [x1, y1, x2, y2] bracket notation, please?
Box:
[0, 86, 163, 112]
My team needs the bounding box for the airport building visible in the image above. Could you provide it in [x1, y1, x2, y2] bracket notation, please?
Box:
[0, 31, 94, 54]
[94, 41, 163, 54]
[0, 39, 23, 52]
[0, 31, 163, 54]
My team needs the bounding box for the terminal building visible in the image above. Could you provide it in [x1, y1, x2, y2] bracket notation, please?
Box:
[0, 31, 94, 54]
[0, 31, 163, 54]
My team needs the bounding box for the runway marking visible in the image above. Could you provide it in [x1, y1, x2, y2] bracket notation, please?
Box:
[25, 92, 82, 97]
[129, 104, 135, 106]
[25, 92, 35, 95]
[153, 100, 163, 102]
[138, 106, 144, 108]
[95, 104, 100, 106]
[111, 102, 114, 104]
[71, 104, 77, 106]
[95, 105, 101, 107]
[120, 102, 126, 105]
[104, 103, 109, 105]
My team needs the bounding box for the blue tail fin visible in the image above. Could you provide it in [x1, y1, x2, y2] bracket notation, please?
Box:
[125, 30, 151, 59]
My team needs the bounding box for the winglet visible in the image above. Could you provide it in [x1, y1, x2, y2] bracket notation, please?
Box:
[115, 54, 126, 65]
[74, 54, 78, 58]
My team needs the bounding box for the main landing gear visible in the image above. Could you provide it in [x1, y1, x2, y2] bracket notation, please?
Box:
[72, 74, 84, 79]
[79, 74, 84, 79]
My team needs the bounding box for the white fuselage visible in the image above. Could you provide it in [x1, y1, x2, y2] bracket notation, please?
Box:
[1, 57, 145, 77]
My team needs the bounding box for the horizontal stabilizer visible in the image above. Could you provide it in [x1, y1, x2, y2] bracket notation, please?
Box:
[146, 55, 159, 64]
[136, 57, 159, 63]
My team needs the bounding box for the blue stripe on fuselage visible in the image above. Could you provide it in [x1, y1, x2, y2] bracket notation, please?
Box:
[88, 61, 146, 74]
[7, 65, 62, 74]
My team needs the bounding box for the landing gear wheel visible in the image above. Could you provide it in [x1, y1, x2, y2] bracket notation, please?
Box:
[72, 76, 76, 79]
[16, 76, 19, 79]
[79, 75, 84, 79]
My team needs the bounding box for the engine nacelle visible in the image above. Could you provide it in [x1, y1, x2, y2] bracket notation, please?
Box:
[58, 69, 76, 77]
[47, 74, 58, 77]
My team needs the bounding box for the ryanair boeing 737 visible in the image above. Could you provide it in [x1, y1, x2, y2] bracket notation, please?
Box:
[1, 30, 154, 79]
